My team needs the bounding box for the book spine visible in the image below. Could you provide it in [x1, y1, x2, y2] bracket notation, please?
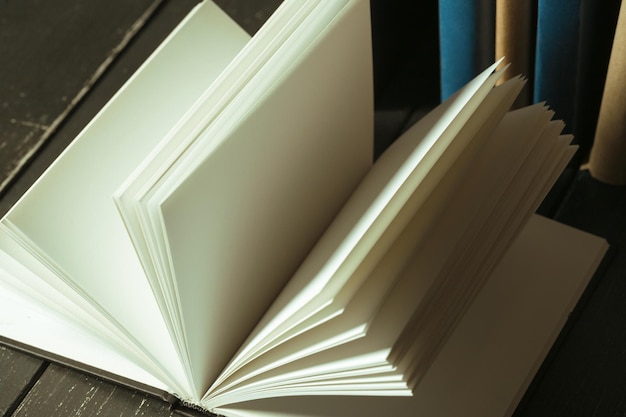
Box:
[572, 0, 622, 161]
[588, 1, 626, 185]
[495, 0, 532, 108]
[438, 0, 495, 100]
[533, 0, 581, 133]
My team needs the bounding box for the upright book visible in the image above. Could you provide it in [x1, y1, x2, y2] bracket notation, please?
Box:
[438, 0, 495, 100]
[495, 0, 532, 108]
[533, 0, 581, 133]
[0, 1, 608, 416]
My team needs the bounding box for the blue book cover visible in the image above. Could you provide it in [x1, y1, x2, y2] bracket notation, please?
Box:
[439, 0, 495, 101]
[533, 0, 580, 134]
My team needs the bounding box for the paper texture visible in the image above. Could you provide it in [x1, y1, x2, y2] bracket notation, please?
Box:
[0, 1, 250, 397]
[217, 215, 608, 417]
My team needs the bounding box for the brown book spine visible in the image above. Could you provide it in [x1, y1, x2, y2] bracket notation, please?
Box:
[588, 2, 626, 184]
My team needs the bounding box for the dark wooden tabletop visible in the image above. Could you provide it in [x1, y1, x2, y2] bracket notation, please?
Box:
[1, 1, 625, 416]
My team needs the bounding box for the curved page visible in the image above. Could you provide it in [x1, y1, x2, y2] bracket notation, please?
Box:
[214, 216, 608, 417]
[148, 0, 374, 396]
[0, 1, 250, 400]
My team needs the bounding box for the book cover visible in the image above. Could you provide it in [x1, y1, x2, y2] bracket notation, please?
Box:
[439, 0, 495, 100]
[533, 0, 580, 134]
[495, 0, 533, 108]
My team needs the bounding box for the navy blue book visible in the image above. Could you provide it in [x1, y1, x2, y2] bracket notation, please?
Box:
[439, 0, 495, 100]
[533, 0, 580, 134]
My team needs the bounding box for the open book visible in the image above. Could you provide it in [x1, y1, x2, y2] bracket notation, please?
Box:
[0, 1, 608, 416]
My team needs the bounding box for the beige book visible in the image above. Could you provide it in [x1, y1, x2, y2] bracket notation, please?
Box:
[588, 1, 626, 184]
[495, 0, 532, 107]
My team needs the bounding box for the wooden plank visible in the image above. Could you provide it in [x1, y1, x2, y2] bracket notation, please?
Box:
[12, 364, 175, 417]
[0, 0, 202, 216]
[0, 345, 45, 416]
[0, 0, 163, 195]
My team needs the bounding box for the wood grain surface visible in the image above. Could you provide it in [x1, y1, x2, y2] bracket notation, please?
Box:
[11, 364, 176, 417]
[0, 0, 166, 196]
[0, 347, 45, 416]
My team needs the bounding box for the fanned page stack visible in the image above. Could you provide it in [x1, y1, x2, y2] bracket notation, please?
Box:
[0, 1, 609, 417]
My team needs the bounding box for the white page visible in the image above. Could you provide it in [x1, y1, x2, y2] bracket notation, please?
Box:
[205, 228, 420, 401]
[0, 2, 249, 400]
[206, 243, 424, 406]
[204, 98, 550, 399]
[387, 107, 560, 352]
[206, 89, 583, 409]
[215, 215, 608, 417]
[0, 227, 186, 391]
[0, 253, 167, 391]
[390, 117, 573, 383]
[215, 62, 508, 386]
[206, 182, 436, 397]
[223, 69, 523, 387]
[145, 0, 374, 396]
[113, 0, 318, 360]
